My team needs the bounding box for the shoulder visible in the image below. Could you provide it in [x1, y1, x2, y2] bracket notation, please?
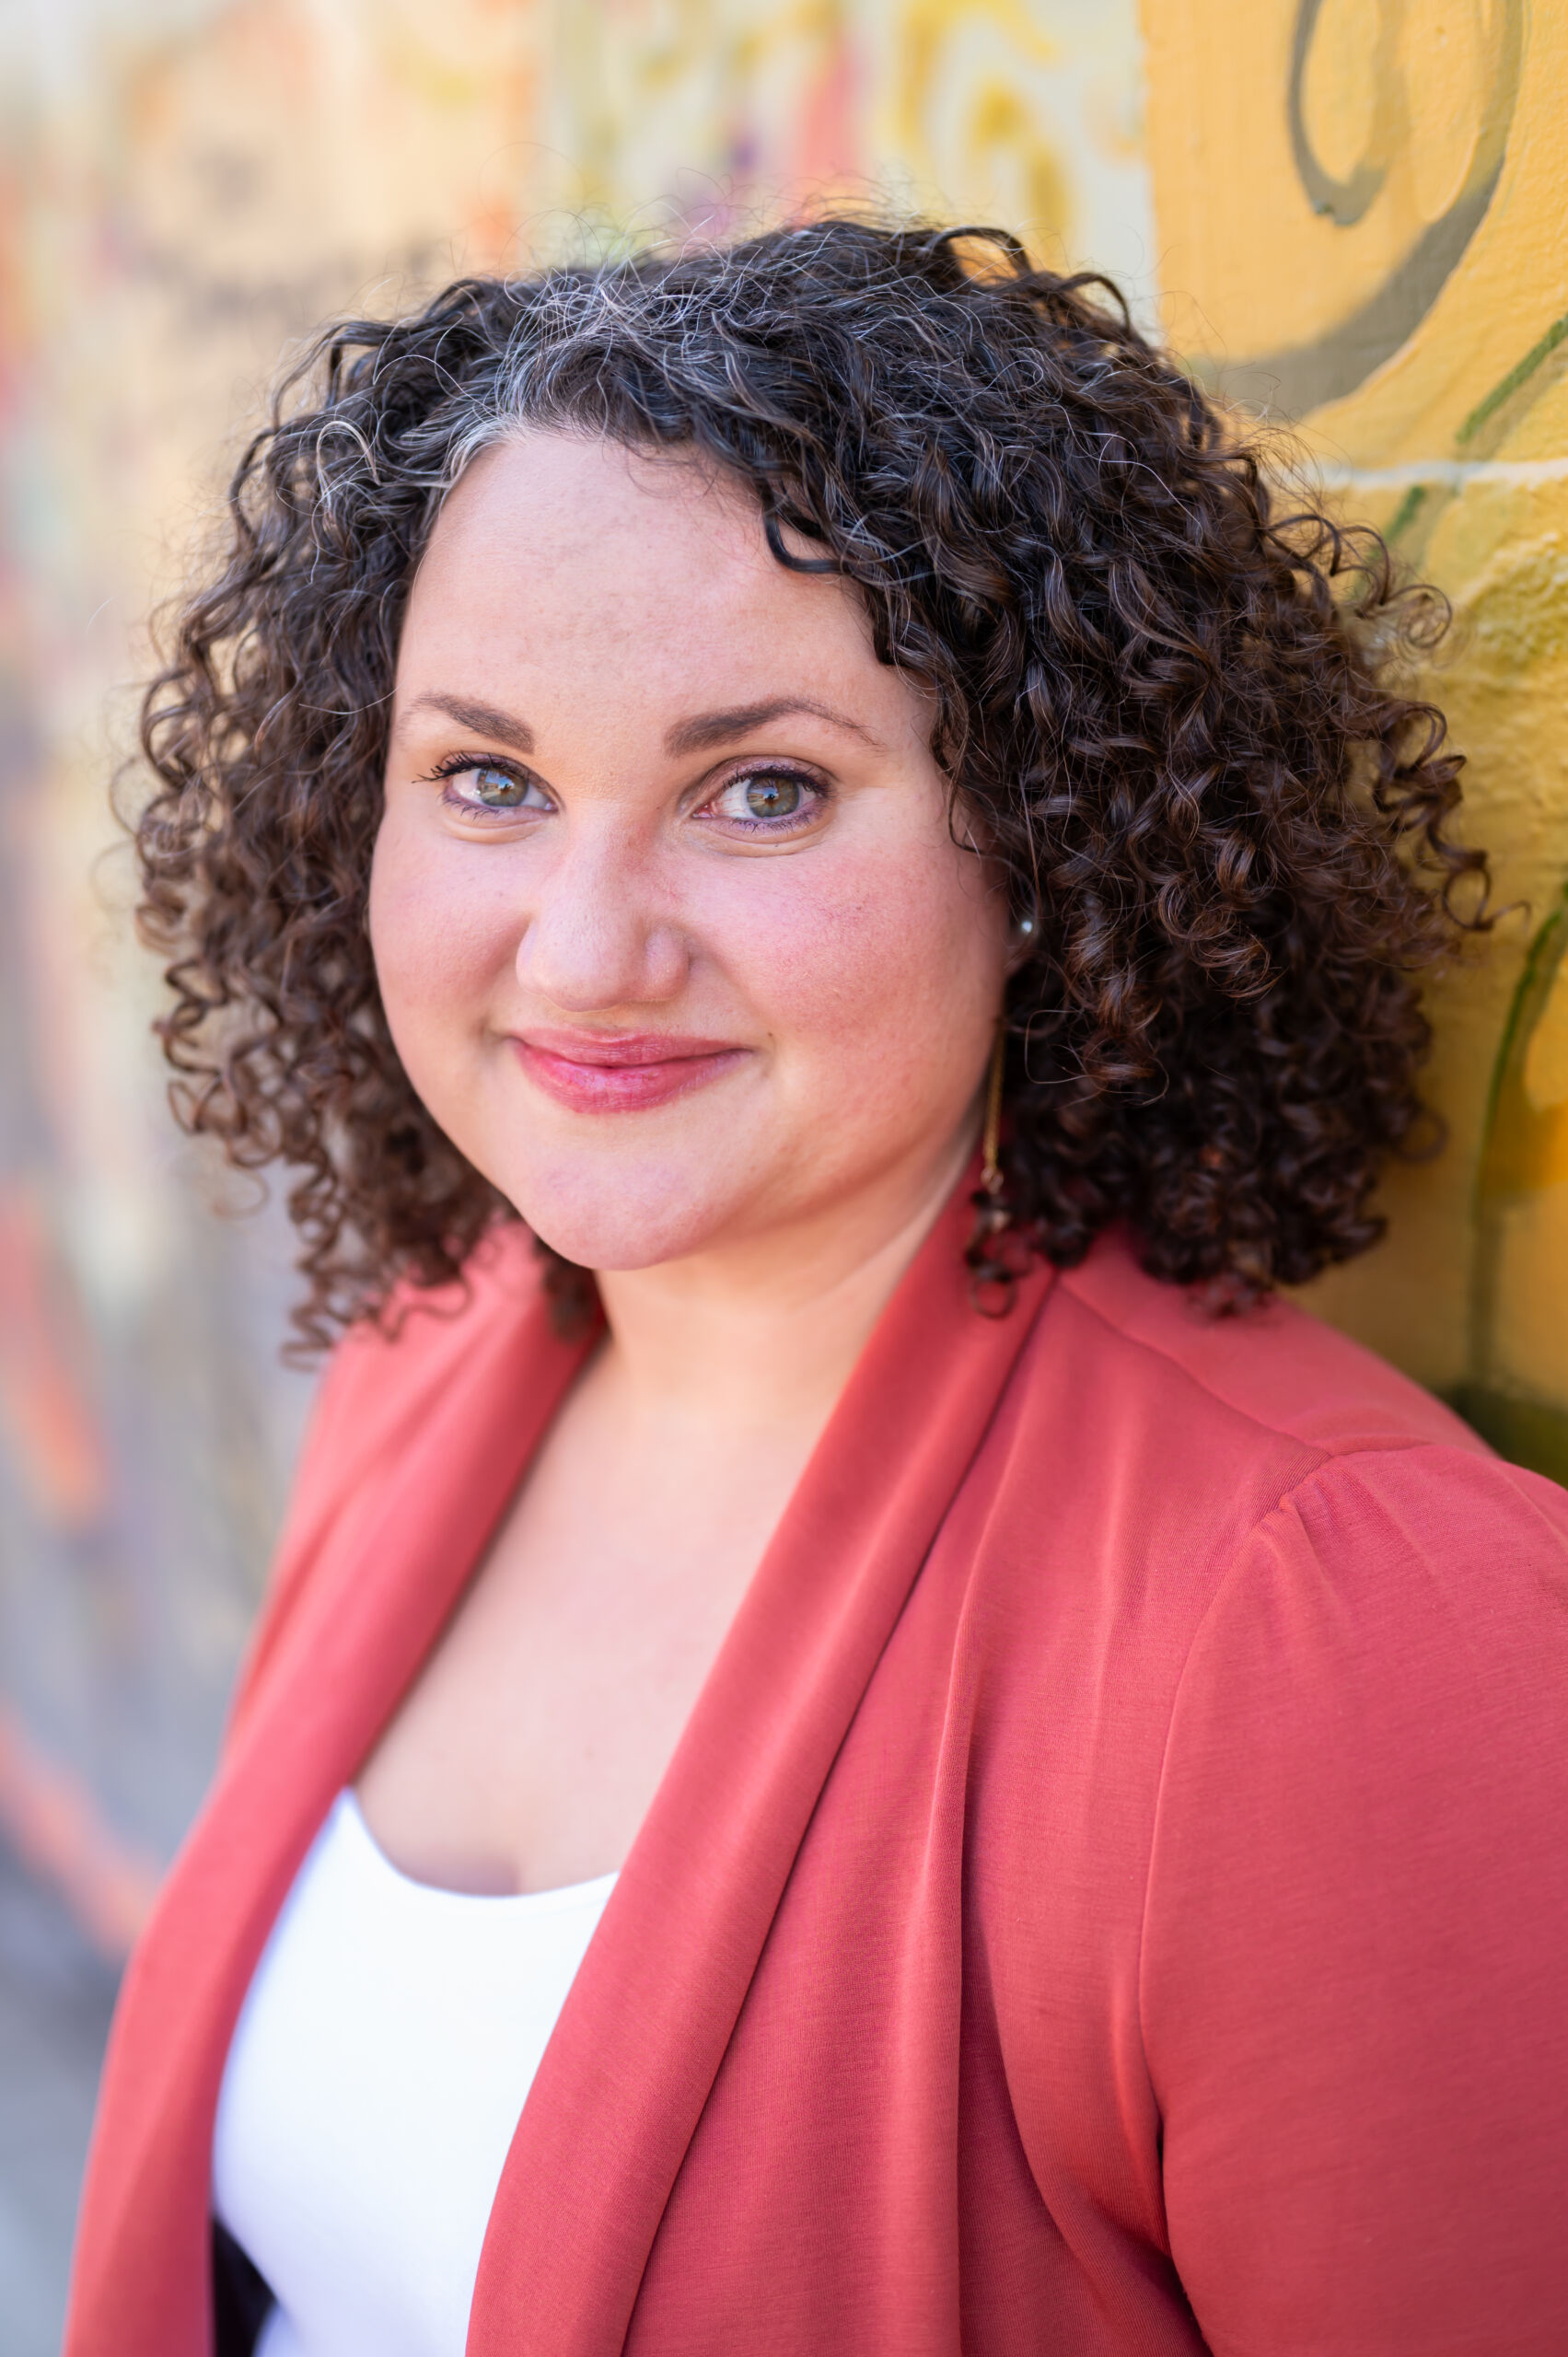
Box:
[978, 1234, 1568, 1841]
[1050, 1226, 1486, 1463]
[972, 1227, 1567, 1693]
[1156, 1439, 1568, 1800]
[1047, 1231, 1568, 1586]
[1131, 1306, 1568, 2026]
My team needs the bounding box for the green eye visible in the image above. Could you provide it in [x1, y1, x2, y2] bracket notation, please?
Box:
[743, 775, 803, 819]
[696, 766, 823, 831]
[472, 764, 525, 807]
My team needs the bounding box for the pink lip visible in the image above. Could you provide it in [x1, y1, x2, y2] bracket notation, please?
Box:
[510, 1028, 750, 1113]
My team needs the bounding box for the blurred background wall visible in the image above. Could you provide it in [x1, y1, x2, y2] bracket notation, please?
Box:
[0, 0, 1562, 2343]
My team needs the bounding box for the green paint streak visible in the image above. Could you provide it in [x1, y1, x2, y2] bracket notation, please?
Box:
[1386, 482, 1428, 540]
[1467, 883, 1568, 1466]
[1457, 308, 1568, 446]
[1448, 1384, 1568, 1485]
[1473, 881, 1568, 1212]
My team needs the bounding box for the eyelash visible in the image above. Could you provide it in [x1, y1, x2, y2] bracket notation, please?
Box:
[700, 761, 827, 833]
[423, 752, 543, 819]
[420, 752, 830, 833]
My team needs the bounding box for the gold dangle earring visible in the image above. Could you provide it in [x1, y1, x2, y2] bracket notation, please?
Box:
[981, 905, 1036, 1198]
[980, 1017, 1006, 1202]
[968, 1016, 1016, 1313]
[969, 905, 1035, 1310]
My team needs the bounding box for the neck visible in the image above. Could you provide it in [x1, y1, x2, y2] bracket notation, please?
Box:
[592, 1123, 977, 1444]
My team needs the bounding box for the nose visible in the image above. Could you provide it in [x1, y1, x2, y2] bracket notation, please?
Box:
[514, 820, 690, 1012]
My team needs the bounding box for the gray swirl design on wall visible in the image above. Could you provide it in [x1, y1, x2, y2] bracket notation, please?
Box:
[1220, 0, 1524, 417]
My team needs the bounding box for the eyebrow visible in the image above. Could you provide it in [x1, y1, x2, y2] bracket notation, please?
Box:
[401, 690, 875, 761]
[402, 692, 534, 752]
[664, 697, 876, 756]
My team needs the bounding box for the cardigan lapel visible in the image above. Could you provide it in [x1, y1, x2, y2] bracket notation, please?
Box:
[65, 1275, 593, 2357]
[68, 1178, 1053, 2357]
[468, 1184, 1055, 2357]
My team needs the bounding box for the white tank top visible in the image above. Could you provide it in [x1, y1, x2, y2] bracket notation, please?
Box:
[212, 1789, 616, 2357]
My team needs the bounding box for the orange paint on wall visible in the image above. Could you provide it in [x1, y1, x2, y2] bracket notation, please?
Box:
[0, 1707, 159, 1956]
[0, 1189, 110, 1534]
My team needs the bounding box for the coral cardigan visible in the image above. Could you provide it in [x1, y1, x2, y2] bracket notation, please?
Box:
[66, 1183, 1568, 2357]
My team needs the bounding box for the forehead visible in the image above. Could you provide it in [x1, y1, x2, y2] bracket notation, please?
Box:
[401, 431, 872, 688]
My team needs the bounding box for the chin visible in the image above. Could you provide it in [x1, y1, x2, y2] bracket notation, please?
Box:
[505, 1154, 752, 1274]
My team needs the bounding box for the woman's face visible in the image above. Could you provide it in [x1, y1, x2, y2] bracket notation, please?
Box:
[371, 432, 1010, 1274]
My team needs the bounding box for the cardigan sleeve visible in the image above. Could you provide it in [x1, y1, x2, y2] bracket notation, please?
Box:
[1139, 1443, 1568, 2357]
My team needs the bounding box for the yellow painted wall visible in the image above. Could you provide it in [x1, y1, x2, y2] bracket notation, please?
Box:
[1141, 0, 1568, 1470]
[2, 0, 1565, 1903]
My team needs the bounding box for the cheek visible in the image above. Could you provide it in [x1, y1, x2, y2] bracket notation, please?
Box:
[367, 825, 513, 1044]
[718, 840, 1004, 1100]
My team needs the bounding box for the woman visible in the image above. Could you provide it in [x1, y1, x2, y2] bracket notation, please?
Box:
[68, 221, 1568, 2356]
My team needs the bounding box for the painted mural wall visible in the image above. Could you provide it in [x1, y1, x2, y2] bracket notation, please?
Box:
[0, 0, 1562, 1938]
[1145, 0, 1568, 1477]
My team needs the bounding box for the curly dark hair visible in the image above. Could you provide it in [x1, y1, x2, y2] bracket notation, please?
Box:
[133, 215, 1486, 1351]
